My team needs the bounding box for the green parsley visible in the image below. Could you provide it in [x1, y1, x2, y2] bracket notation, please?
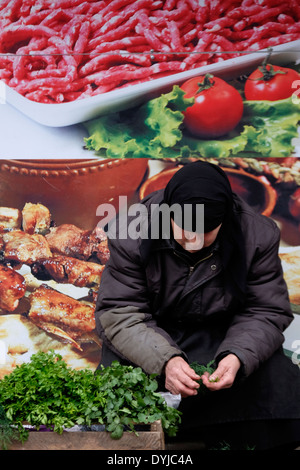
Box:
[0, 403, 24, 450]
[0, 351, 181, 447]
[190, 360, 220, 389]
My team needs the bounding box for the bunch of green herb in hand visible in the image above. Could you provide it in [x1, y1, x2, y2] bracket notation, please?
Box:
[190, 360, 220, 393]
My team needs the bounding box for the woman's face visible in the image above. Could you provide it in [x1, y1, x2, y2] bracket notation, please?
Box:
[171, 219, 222, 253]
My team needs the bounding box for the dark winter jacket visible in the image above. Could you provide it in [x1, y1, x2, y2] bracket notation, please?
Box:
[95, 190, 293, 379]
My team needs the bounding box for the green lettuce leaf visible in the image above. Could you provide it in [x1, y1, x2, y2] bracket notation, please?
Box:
[241, 98, 300, 158]
[84, 85, 193, 159]
[180, 125, 255, 159]
[83, 85, 300, 160]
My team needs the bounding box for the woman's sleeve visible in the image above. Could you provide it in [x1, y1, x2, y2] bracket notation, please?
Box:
[94, 236, 185, 375]
[215, 223, 293, 377]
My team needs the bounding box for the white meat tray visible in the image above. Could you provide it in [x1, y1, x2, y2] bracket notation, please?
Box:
[2, 40, 300, 128]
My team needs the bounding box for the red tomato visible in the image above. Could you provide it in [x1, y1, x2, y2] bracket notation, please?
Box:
[244, 64, 300, 101]
[289, 188, 300, 221]
[181, 74, 244, 139]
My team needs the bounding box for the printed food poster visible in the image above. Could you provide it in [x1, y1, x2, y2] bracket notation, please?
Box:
[0, 0, 300, 377]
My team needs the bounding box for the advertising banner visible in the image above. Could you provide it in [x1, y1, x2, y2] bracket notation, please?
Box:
[0, 0, 299, 391]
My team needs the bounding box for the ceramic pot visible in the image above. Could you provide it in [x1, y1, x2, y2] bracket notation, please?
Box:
[0, 159, 149, 230]
[139, 166, 277, 217]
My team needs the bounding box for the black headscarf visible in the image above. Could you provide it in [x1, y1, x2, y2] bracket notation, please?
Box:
[164, 161, 230, 233]
[163, 161, 247, 300]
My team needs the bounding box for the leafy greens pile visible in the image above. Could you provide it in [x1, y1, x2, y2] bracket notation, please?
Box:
[0, 351, 181, 447]
[84, 84, 300, 160]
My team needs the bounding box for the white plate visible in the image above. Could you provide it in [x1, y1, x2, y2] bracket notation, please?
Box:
[3, 40, 300, 127]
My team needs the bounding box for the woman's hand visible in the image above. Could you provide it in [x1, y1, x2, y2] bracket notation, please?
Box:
[201, 354, 241, 391]
[165, 356, 201, 397]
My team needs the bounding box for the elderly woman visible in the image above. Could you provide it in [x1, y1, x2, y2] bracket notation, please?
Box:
[95, 161, 300, 450]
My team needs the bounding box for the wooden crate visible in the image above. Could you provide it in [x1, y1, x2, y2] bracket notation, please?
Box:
[7, 421, 165, 450]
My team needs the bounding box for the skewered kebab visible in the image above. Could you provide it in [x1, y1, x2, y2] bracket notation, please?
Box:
[31, 254, 105, 288]
[0, 202, 109, 351]
[22, 202, 51, 235]
[2, 230, 53, 265]
[0, 202, 51, 233]
[45, 224, 110, 265]
[0, 207, 22, 231]
[28, 284, 99, 351]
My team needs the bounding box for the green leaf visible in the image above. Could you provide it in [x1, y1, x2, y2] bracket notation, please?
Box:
[110, 424, 124, 440]
[180, 125, 253, 158]
[140, 86, 191, 148]
[190, 360, 216, 378]
[241, 97, 300, 158]
[137, 412, 147, 423]
[119, 407, 131, 414]
[145, 379, 158, 392]
[83, 85, 192, 159]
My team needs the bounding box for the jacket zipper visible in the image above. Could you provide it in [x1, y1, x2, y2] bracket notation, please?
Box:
[171, 250, 216, 309]
[173, 250, 214, 278]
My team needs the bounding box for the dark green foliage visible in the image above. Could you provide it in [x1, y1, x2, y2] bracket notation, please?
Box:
[190, 360, 220, 391]
[0, 403, 23, 450]
[190, 360, 216, 378]
[0, 351, 181, 446]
